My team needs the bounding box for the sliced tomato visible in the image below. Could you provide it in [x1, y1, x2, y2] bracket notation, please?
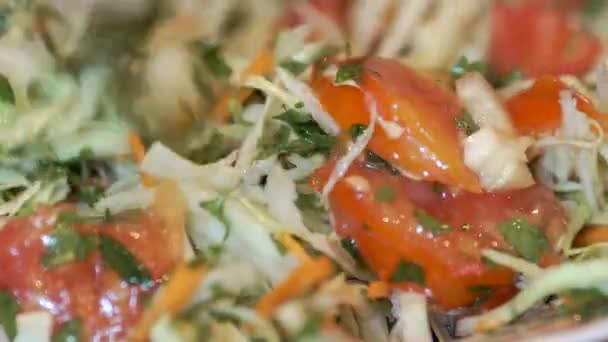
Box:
[312, 57, 481, 192]
[311, 161, 567, 310]
[0, 206, 180, 340]
[506, 76, 606, 135]
[489, 0, 601, 77]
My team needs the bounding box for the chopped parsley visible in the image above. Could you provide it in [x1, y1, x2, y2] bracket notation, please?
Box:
[451, 56, 489, 80]
[190, 131, 234, 165]
[364, 151, 400, 175]
[496, 218, 549, 263]
[335, 61, 363, 84]
[340, 238, 362, 264]
[584, 0, 607, 17]
[41, 225, 97, 269]
[0, 290, 19, 341]
[52, 319, 83, 342]
[200, 197, 226, 223]
[280, 45, 338, 76]
[499, 70, 523, 87]
[389, 260, 425, 285]
[208, 308, 241, 324]
[455, 111, 479, 136]
[374, 184, 396, 202]
[294, 312, 323, 339]
[349, 123, 367, 140]
[41, 211, 103, 269]
[431, 182, 444, 194]
[267, 108, 335, 157]
[194, 43, 232, 78]
[295, 192, 322, 211]
[99, 234, 153, 286]
[200, 197, 229, 240]
[468, 285, 493, 306]
[279, 60, 309, 76]
[414, 209, 453, 236]
[560, 288, 608, 320]
[0, 76, 14, 104]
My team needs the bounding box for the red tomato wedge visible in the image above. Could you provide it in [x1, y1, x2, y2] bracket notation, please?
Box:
[312, 58, 482, 193]
[0, 206, 181, 341]
[489, 0, 601, 77]
[506, 76, 606, 135]
[311, 161, 567, 310]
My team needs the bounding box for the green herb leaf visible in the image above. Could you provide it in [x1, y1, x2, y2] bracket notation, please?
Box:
[414, 209, 452, 236]
[209, 308, 241, 324]
[295, 312, 323, 339]
[560, 288, 608, 320]
[0, 291, 19, 341]
[0, 76, 14, 104]
[468, 286, 493, 306]
[99, 234, 152, 286]
[496, 218, 549, 263]
[431, 182, 443, 194]
[80, 185, 101, 207]
[455, 111, 479, 136]
[375, 184, 395, 202]
[364, 151, 400, 175]
[584, 0, 607, 18]
[200, 197, 230, 240]
[41, 227, 97, 268]
[335, 62, 363, 84]
[340, 238, 362, 264]
[500, 70, 523, 87]
[273, 109, 335, 157]
[390, 260, 425, 285]
[190, 132, 233, 165]
[349, 123, 367, 140]
[295, 193, 322, 211]
[280, 60, 308, 76]
[196, 43, 232, 78]
[200, 197, 225, 222]
[451, 56, 489, 80]
[52, 319, 83, 342]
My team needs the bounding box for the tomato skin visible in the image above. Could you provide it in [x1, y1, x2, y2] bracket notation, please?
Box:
[311, 161, 566, 310]
[0, 206, 180, 340]
[506, 76, 606, 135]
[489, 1, 601, 77]
[312, 57, 482, 193]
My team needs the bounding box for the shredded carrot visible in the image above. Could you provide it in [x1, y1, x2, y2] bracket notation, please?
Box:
[368, 281, 392, 299]
[211, 49, 275, 122]
[256, 257, 335, 318]
[279, 233, 312, 264]
[131, 264, 208, 341]
[574, 225, 608, 247]
[128, 131, 156, 187]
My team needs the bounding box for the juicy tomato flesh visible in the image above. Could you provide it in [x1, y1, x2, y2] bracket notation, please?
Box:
[506, 76, 606, 135]
[0, 206, 180, 341]
[489, 0, 601, 77]
[311, 160, 566, 310]
[312, 57, 482, 193]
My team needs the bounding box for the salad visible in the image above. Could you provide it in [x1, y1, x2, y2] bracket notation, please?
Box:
[0, 0, 607, 341]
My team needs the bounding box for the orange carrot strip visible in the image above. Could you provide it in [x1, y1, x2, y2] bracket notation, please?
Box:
[574, 225, 608, 247]
[256, 257, 335, 318]
[131, 264, 207, 341]
[128, 131, 156, 187]
[368, 281, 392, 299]
[279, 233, 312, 264]
[211, 49, 275, 122]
